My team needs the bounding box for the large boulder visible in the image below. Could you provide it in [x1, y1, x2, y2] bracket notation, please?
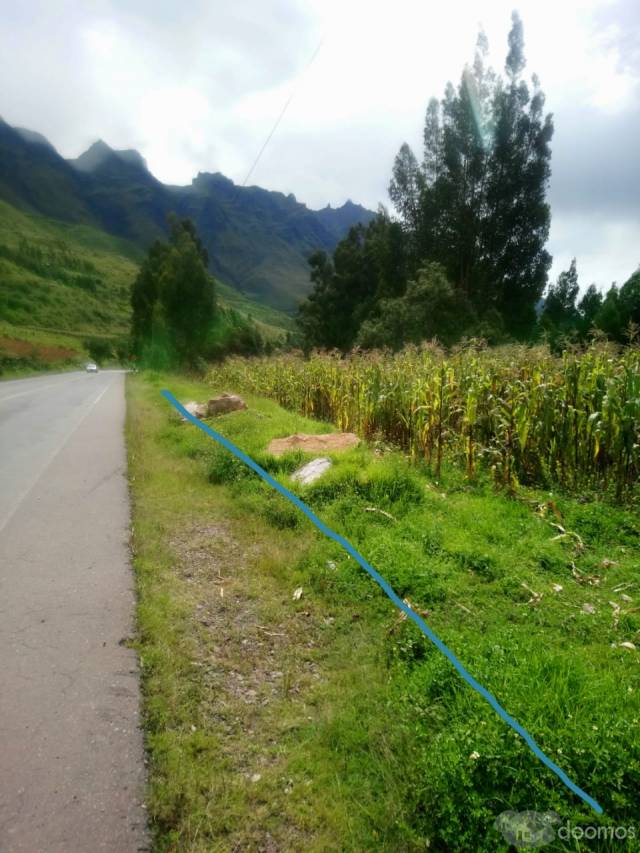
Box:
[267, 432, 359, 456]
[291, 457, 332, 485]
[207, 393, 247, 416]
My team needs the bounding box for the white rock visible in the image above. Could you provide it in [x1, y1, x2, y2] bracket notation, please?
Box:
[291, 457, 332, 485]
[181, 400, 207, 419]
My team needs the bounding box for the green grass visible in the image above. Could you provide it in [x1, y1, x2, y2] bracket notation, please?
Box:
[0, 197, 140, 333]
[128, 372, 640, 851]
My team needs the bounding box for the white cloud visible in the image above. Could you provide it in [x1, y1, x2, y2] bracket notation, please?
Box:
[0, 0, 638, 288]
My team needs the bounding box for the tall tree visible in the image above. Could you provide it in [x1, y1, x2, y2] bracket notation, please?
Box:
[542, 258, 579, 329]
[619, 268, 640, 331]
[298, 12, 554, 350]
[131, 240, 169, 355]
[297, 213, 408, 351]
[577, 284, 603, 338]
[423, 97, 443, 186]
[388, 143, 423, 236]
[394, 15, 553, 336]
[478, 13, 553, 335]
[130, 216, 216, 365]
[296, 250, 339, 350]
[540, 259, 580, 349]
[160, 216, 216, 362]
[594, 285, 623, 340]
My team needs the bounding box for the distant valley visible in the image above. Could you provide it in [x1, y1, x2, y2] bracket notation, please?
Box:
[0, 118, 375, 312]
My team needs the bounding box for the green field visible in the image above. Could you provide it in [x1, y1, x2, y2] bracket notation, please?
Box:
[214, 344, 640, 503]
[128, 369, 640, 851]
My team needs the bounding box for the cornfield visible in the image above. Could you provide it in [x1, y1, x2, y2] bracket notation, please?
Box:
[210, 342, 640, 500]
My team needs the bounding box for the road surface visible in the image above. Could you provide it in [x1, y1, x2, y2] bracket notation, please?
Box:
[0, 371, 149, 852]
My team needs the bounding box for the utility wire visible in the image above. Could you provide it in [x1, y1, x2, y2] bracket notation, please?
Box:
[241, 37, 324, 187]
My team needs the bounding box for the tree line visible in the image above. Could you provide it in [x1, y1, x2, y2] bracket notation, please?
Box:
[297, 13, 638, 352]
[541, 259, 640, 347]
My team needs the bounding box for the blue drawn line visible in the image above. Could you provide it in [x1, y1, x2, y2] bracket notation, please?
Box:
[162, 389, 603, 815]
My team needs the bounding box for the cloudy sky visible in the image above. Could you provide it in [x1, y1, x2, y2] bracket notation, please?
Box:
[1, 0, 638, 290]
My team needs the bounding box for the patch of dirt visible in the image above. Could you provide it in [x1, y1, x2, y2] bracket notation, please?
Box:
[38, 344, 78, 362]
[168, 520, 321, 848]
[169, 520, 317, 716]
[169, 522, 241, 582]
[267, 432, 360, 456]
[0, 336, 78, 362]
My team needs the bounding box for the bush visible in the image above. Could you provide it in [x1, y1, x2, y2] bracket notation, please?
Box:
[85, 336, 113, 364]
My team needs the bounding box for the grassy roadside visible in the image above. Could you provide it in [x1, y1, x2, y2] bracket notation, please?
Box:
[126, 373, 409, 851]
[127, 371, 640, 851]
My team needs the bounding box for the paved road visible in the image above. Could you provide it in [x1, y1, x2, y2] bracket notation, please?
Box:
[0, 371, 149, 852]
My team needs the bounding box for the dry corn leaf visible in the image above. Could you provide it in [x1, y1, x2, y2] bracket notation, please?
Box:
[571, 563, 601, 587]
[364, 506, 397, 522]
[609, 601, 621, 628]
[521, 582, 543, 607]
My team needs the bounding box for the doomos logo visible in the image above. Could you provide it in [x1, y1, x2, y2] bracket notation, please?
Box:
[494, 810, 561, 848]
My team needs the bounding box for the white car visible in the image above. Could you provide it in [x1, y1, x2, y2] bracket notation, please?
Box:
[85, 362, 99, 373]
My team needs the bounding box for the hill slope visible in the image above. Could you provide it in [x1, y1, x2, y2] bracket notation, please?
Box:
[0, 197, 138, 334]
[0, 198, 294, 348]
[0, 118, 375, 310]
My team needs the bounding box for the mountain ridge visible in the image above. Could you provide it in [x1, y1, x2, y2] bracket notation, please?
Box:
[0, 118, 375, 310]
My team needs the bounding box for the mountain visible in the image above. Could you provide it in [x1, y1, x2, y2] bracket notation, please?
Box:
[171, 172, 367, 309]
[14, 127, 57, 150]
[0, 119, 375, 310]
[0, 118, 93, 223]
[68, 139, 149, 173]
[0, 195, 295, 350]
[315, 200, 378, 241]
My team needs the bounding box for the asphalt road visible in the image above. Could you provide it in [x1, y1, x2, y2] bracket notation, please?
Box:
[0, 371, 149, 852]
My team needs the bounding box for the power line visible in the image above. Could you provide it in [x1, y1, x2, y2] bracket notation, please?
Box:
[241, 37, 324, 187]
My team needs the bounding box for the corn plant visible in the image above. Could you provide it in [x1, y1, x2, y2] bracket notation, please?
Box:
[211, 342, 640, 501]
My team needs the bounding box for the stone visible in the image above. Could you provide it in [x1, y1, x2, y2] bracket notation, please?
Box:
[267, 432, 359, 456]
[291, 457, 332, 485]
[181, 400, 207, 419]
[207, 393, 247, 416]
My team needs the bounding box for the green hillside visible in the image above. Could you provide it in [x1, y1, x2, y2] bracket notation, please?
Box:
[215, 280, 296, 338]
[0, 197, 139, 334]
[0, 198, 295, 374]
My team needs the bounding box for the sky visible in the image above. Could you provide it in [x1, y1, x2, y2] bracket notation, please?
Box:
[0, 0, 638, 291]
